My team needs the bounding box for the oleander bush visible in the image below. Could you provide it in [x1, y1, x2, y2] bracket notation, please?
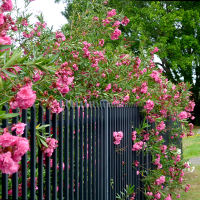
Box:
[0, 0, 195, 199]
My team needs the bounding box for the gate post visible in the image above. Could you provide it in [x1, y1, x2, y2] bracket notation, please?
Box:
[100, 100, 109, 200]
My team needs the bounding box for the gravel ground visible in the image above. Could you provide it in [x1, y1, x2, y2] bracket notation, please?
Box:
[189, 157, 200, 165]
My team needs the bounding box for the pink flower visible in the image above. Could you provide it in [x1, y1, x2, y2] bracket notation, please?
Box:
[72, 64, 78, 71]
[0, 13, 4, 25]
[121, 16, 130, 26]
[185, 101, 195, 112]
[178, 111, 188, 120]
[105, 83, 111, 91]
[99, 39, 104, 47]
[140, 82, 148, 94]
[49, 100, 63, 114]
[155, 175, 165, 185]
[143, 134, 149, 141]
[0, 132, 29, 174]
[11, 123, 26, 135]
[1, 0, 13, 12]
[160, 145, 167, 153]
[55, 31, 65, 41]
[12, 137, 30, 162]
[146, 192, 153, 196]
[11, 84, 36, 109]
[0, 152, 19, 174]
[107, 9, 116, 18]
[102, 18, 110, 26]
[33, 70, 43, 82]
[156, 121, 166, 131]
[0, 35, 11, 45]
[132, 131, 137, 141]
[134, 160, 139, 167]
[132, 141, 143, 151]
[154, 192, 161, 199]
[111, 28, 121, 40]
[113, 131, 123, 145]
[184, 184, 191, 192]
[123, 95, 129, 102]
[42, 138, 58, 157]
[0, 131, 16, 147]
[164, 194, 172, 200]
[150, 70, 161, 83]
[93, 16, 99, 21]
[151, 47, 159, 54]
[144, 99, 154, 112]
[113, 20, 121, 27]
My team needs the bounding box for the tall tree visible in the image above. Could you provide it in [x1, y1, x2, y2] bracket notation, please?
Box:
[56, 0, 200, 124]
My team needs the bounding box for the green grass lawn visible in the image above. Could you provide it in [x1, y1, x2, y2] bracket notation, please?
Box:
[179, 127, 200, 200]
[179, 166, 200, 200]
[183, 129, 200, 159]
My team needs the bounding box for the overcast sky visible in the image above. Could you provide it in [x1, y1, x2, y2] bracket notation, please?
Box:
[14, 0, 67, 30]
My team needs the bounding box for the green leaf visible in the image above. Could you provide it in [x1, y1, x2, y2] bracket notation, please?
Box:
[3, 50, 23, 69]
[0, 113, 19, 119]
[0, 45, 11, 50]
[36, 124, 50, 130]
[2, 69, 17, 78]
[40, 138, 48, 147]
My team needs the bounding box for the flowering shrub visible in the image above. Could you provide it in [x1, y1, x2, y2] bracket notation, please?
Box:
[0, 0, 196, 199]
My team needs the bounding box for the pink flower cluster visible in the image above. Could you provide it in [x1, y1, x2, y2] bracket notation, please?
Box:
[55, 64, 74, 95]
[121, 16, 130, 26]
[22, 21, 46, 39]
[105, 83, 111, 91]
[113, 131, 123, 145]
[156, 121, 166, 131]
[151, 47, 159, 54]
[49, 99, 63, 114]
[150, 70, 162, 83]
[132, 131, 137, 141]
[82, 41, 91, 58]
[11, 122, 26, 135]
[154, 192, 161, 199]
[155, 175, 165, 185]
[111, 28, 121, 40]
[107, 9, 116, 18]
[164, 194, 172, 200]
[132, 141, 144, 151]
[42, 137, 58, 157]
[154, 154, 162, 169]
[55, 31, 65, 42]
[1, 0, 13, 12]
[185, 100, 195, 112]
[144, 99, 154, 112]
[0, 0, 15, 49]
[0, 129, 29, 174]
[123, 94, 129, 102]
[33, 69, 43, 82]
[99, 39, 104, 47]
[10, 84, 36, 109]
[184, 184, 191, 192]
[140, 82, 148, 94]
[160, 145, 167, 153]
[178, 111, 188, 120]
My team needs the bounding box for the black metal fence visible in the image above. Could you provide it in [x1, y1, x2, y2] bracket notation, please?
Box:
[0, 101, 179, 200]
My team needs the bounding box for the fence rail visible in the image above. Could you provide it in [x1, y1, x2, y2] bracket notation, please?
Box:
[0, 101, 180, 200]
